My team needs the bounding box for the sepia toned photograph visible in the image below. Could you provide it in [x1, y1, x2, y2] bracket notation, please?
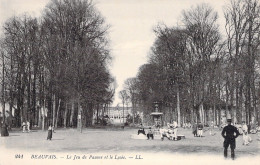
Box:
[0, 0, 259, 165]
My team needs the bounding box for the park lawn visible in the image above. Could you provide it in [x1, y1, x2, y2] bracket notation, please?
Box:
[0, 127, 258, 157]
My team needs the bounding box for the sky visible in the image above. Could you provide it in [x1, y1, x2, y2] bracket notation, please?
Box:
[0, 0, 229, 106]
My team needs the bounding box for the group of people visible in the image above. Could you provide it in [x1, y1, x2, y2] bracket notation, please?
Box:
[21, 121, 55, 140]
[160, 122, 178, 140]
[138, 119, 257, 160]
[192, 122, 204, 137]
[137, 121, 179, 141]
[137, 124, 154, 140]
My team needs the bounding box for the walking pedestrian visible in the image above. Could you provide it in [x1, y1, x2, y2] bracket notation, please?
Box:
[221, 118, 240, 160]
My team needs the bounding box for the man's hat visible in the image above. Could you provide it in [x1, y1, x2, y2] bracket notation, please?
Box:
[227, 118, 232, 122]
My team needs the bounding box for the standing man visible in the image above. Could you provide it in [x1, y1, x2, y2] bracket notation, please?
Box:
[192, 122, 198, 137]
[221, 118, 240, 160]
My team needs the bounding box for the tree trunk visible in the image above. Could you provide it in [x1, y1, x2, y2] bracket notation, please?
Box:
[64, 103, 68, 128]
[55, 99, 61, 128]
[70, 101, 75, 127]
[96, 104, 99, 124]
[77, 98, 82, 132]
[41, 104, 46, 131]
[176, 85, 181, 127]
[32, 68, 37, 126]
[52, 94, 56, 127]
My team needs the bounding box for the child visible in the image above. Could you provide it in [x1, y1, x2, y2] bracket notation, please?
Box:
[243, 132, 252, 145]
[26, 121, 30, 132]
[22, 122, 26, 133]
[47, 124, 53, 140]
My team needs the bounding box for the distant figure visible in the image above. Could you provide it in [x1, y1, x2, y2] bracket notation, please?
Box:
[250, 122, 257, 134]
[47, 124, 53, 140]
[1, 123, 9, 136]
[183, 123, 187, 129]
[235, 123, 243, 135]
[209, 121, 214, 135]
[192, 123, 198, 137]
[167, 123, 174, 139]
[26, 121, 30, 132]
[242, 121, 250, 145]
[147, 127, 154, 140]
[242, 121, 248, 144]
[160, 127, 170, 140]
[242, 121, 248, 133]
[22, 122, 26, 133]
[197, 122, 204, 137]
[172, 121, 178, 141]
[138, 124, 145, 135]
[188, 122, 191, 128]
[221, 118, 240, 160]
[257, 131, 260, 141]
[242, 132, 252, 145]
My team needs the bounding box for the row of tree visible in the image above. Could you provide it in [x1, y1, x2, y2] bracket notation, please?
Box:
[0, 0, 115, 129]
[120, 0, 260, 127]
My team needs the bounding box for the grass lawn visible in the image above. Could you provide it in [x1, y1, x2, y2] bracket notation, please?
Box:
[0, 127, 259, 165]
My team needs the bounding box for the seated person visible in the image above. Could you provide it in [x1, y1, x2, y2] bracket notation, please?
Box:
[138, 124, 146, 135]
[147, 127, 154, 140]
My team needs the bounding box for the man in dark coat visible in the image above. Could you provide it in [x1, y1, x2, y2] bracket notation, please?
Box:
[221, 118, 240, 160]
[192, 123, 198, 137]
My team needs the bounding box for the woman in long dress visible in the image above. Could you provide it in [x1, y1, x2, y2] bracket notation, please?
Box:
[47, 124, 53, 140]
